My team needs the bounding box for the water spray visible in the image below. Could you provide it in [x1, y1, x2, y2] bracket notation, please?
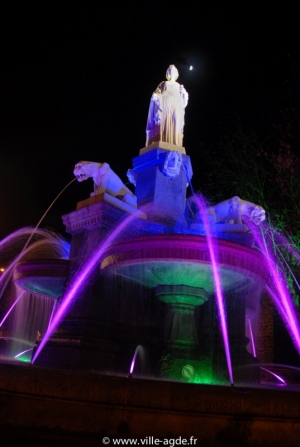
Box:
[128, 345, 143, 377]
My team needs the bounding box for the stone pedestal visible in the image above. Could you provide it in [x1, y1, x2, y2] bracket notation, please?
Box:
[155, 284, 209, 382]
[139, 141, 186, 155]
[155, 284, 207, 347]
[132, 147, 192, 221]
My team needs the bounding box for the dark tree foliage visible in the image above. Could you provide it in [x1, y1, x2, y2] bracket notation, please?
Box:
[196, 66, 300, 308]
[200, 66, 300, 241]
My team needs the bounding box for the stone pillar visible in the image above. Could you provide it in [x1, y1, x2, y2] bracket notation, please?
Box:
[132, 147, 192, 224]
[154, 284, 210, 382]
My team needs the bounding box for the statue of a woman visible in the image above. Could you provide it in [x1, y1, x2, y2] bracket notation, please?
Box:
[146, 65, 189, 147]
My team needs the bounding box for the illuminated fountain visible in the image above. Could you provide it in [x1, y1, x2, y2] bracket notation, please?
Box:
[2, 66, 300, 445]
[0, 65, 299, 388]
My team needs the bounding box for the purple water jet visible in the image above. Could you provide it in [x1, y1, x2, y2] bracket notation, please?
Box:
[0, 291, 24, 328]
[192, 194, 233, 384]
[247, 317, 257, 358]
[250, 221, 300, 353]
[14, 347, 34, 359]
[260, 367, 286, 385]
[129, 345, 143, 375]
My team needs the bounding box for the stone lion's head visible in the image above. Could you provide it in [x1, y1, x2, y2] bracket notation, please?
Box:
[73, 161, 101, 182]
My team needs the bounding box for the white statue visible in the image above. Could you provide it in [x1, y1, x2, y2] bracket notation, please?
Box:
[188, 196, 266, 225]
[208, 196, 266, 225]
[146, 65, 189, 147]
[74, 161, 137, 208]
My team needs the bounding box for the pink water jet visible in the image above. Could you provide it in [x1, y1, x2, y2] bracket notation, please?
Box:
[129, 345, 143, 375]
[249, 220, 300, 353]
[0, 291, 24, 328]
[193, 194, 233, 384]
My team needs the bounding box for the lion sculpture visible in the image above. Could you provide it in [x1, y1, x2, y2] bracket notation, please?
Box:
[74, 161, 137, 208]
[188, 195, 266, 226]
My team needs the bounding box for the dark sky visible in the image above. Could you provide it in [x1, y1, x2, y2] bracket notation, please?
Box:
[0, 3, 299, 239]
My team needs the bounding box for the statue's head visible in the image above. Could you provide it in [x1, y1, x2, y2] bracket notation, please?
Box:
[166, 65, 179, 81]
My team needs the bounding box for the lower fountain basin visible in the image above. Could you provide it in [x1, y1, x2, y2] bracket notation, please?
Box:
[13, 259, 70, 299]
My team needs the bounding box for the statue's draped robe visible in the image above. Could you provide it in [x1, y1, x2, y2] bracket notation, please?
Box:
[146, 81, 188, 147]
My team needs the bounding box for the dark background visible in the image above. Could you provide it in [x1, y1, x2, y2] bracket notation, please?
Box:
[0, 3, 299, 239]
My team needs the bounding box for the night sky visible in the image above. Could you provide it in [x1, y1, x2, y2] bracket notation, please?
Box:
[0, 4, 299, 240]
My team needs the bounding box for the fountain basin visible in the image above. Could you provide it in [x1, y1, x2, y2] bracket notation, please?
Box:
[101, 234, 267, 293]
[14, 259, 70, 299]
